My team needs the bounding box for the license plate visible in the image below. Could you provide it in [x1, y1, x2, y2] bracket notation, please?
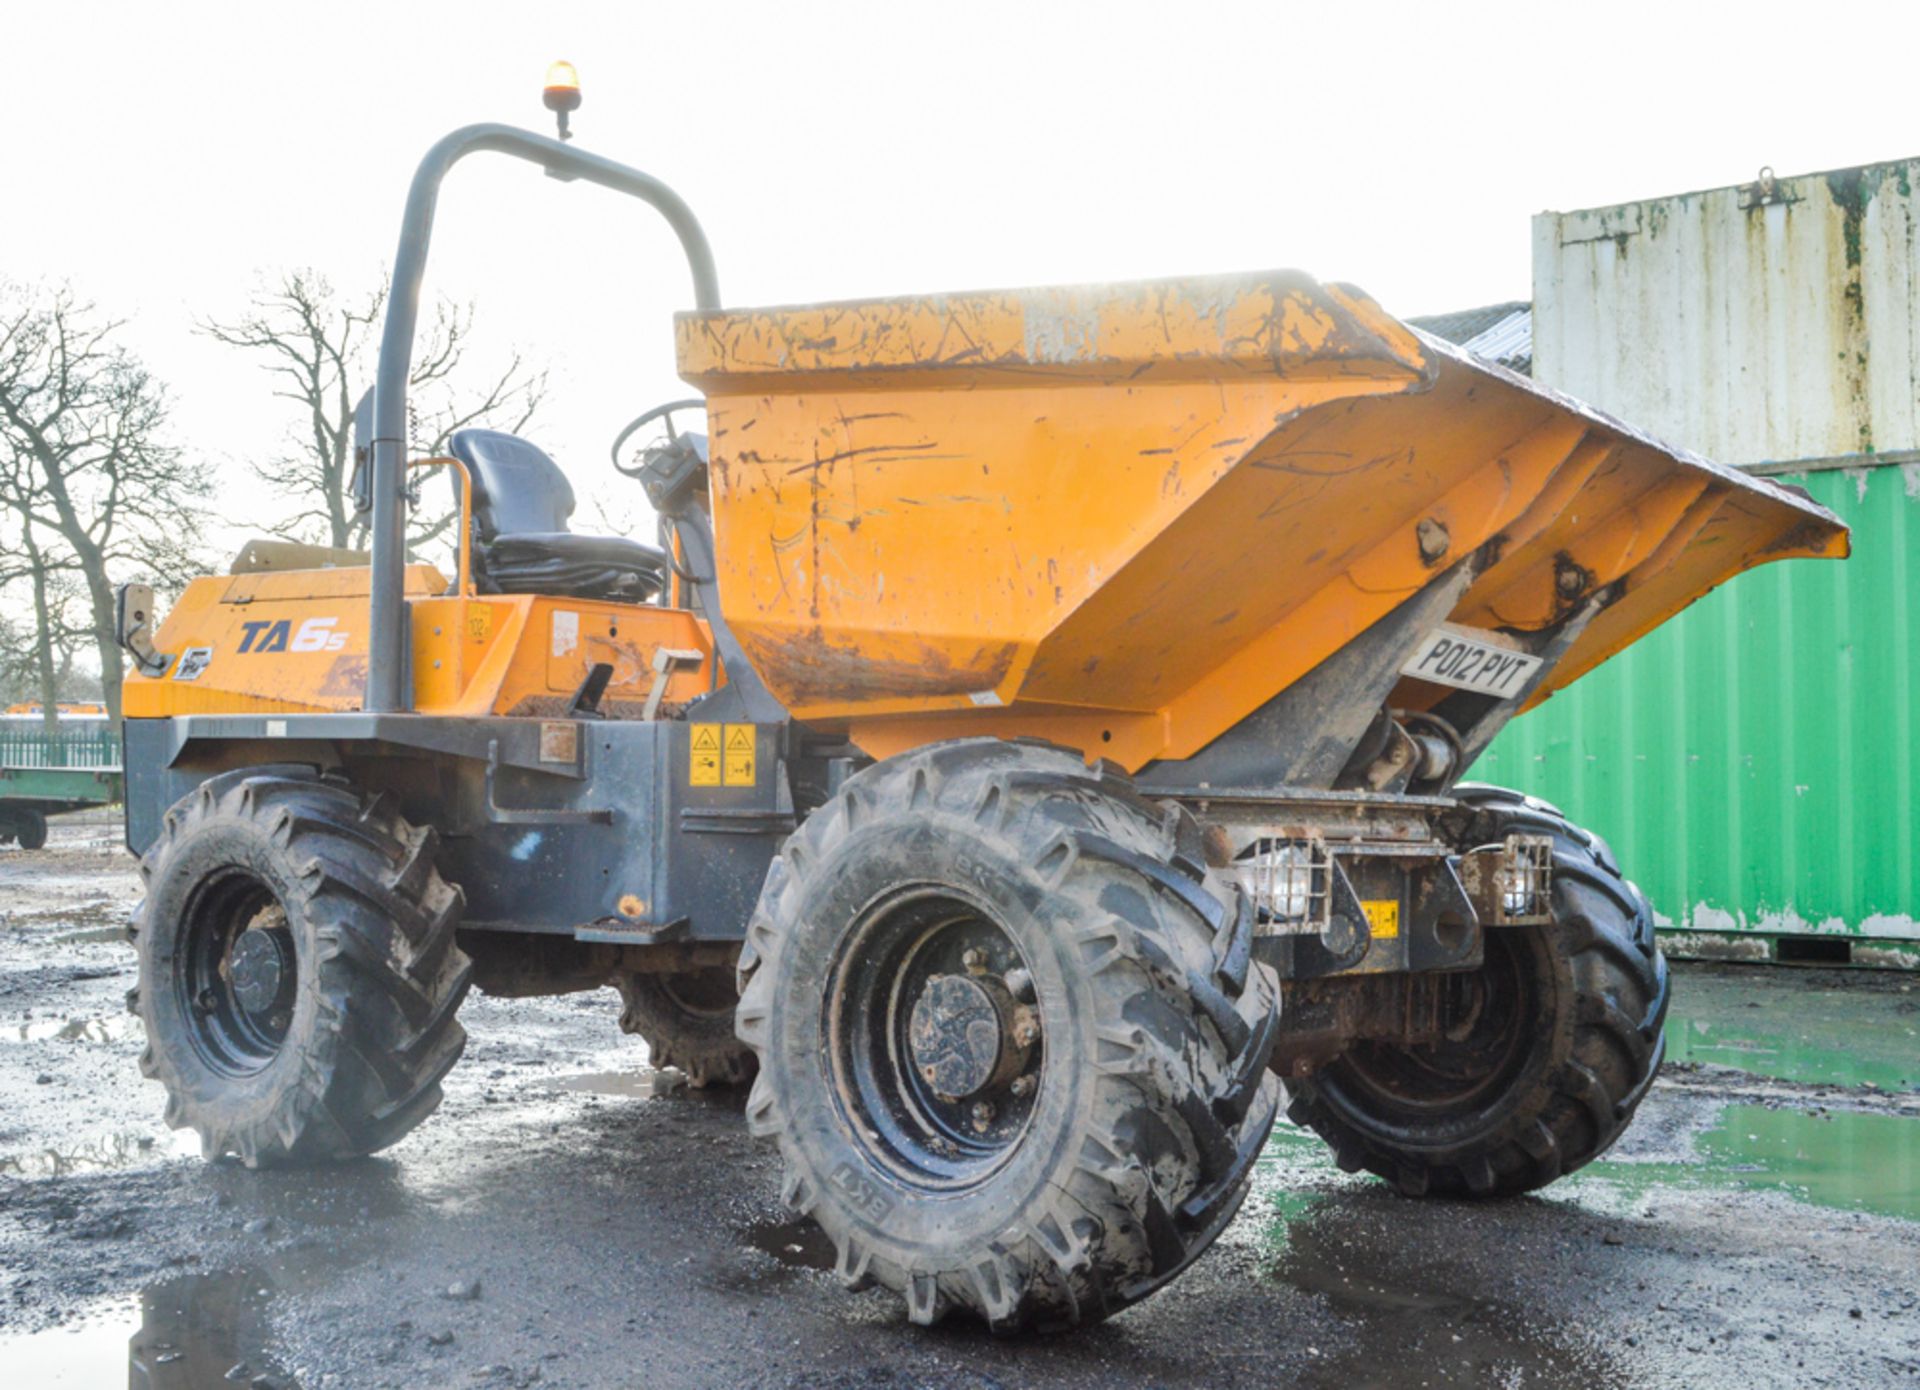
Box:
[1402, 624, 1542, 698]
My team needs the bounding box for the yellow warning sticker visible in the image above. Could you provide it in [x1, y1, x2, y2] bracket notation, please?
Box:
[690, 723, 722, 786]
[1361, 900, 1400, 940]
[723, 724, 757, 786]
[466, 606, 493, 643]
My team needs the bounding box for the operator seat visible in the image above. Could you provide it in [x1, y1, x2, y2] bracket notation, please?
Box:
[448, 429, 669, 603]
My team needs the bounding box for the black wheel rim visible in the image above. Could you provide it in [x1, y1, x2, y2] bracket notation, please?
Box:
[176, 869, 297, 1076]
[1334, 931, 1540, 1121]
[827, 886, 1044, 1190]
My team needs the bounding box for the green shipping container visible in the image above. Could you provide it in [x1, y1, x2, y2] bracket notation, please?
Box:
[1474, 461, 1919, 968]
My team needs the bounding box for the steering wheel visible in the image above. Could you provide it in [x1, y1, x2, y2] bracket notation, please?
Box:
[612, 398, 706, 477]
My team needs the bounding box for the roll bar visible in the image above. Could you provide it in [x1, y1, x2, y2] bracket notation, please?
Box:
[364, 123, 720, 713]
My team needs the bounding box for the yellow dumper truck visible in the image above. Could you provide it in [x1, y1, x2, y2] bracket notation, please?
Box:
[114, 92, 1846, 1331]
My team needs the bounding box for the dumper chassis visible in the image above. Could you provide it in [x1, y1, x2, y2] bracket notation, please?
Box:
[115, 109, 1844, 1331]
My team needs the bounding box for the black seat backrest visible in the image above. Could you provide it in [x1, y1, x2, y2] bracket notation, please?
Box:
[448, 429, 576, 540]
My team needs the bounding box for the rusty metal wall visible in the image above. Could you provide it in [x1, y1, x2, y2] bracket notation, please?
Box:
[1533, 160, 1920, 467]
[1488, 161, 1920, 959]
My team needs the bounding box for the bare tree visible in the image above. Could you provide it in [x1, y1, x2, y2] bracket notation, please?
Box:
[200, 270, 546, 551]
[0, 517, 96, 733]
[0, 283, 211, 722]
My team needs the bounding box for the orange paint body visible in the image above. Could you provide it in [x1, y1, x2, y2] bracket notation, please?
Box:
[123, 564, 715, 721]
[676, 272, 1845, 768]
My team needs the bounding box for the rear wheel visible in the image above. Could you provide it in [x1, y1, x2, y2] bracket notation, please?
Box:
[131, 769, 471, 1166]
[1286, 785, 1669, 1197]
[10, 809, 48, 850]
[736, 739, 1280, 1331]
[616, 968, 756, 1087]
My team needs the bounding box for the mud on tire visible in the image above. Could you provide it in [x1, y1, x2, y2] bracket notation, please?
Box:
[616, 968, 756, 1088]
[1286, 783, 1669, 1198]
[735, 739, 1281, 1331]
[131, 769, 471, 1166]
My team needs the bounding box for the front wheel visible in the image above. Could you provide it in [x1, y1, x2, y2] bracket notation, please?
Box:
[1286, 786, 1669, 1197]
[736, 740, 1280, 1332]
[132, 770, 471, 1166]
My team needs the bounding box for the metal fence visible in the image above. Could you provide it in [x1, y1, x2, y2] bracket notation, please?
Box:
[0, 723, 122, 771]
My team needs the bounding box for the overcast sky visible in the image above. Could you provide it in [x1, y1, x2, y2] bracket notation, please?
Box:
[4, 0, 1916, 551]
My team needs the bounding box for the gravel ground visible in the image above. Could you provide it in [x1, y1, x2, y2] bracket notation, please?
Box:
[1, 819, 1916, 1388]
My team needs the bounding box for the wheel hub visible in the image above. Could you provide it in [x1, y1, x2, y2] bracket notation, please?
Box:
[228, 928, 292, 1015]
[833, 888, 1046, 1186]
[909, 974, 1013, 1099]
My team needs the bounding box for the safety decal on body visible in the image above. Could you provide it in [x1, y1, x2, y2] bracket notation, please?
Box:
[689, 724, 722, 786]
[1360, 900, 1400, 940]
[723, 725, 756, 786]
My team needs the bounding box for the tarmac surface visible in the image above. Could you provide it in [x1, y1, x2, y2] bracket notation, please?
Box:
[1, 818, 1916, 1388]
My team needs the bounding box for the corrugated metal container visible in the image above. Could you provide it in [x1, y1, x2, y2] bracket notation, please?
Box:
[1487, 160, 1920, 963]
[1475, 462, 1918, 964]
[1533, 159, 1920, 466]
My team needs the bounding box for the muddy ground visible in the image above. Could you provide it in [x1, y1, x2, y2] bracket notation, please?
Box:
[1, 817, 1916, 1389]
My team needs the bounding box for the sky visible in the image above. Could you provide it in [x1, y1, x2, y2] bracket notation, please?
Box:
[4, 0, 1918, 553]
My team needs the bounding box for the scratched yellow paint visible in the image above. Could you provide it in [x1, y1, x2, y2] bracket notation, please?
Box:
[676, 270, 1846, 770]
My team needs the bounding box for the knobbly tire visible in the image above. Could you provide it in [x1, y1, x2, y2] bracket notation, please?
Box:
[1286, 783, 1670, 1198]
[616, 967, 756, 1087]
[130, 769, 471, 1166]
[5, 809, 48, 850]
[735, 739, 1281, 1332]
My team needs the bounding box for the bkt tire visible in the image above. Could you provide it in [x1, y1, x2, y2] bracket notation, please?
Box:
[1287, 784, 1670, 1197]
[131, 769, 470, 1166]
[616, 968, 756, 1088]
[736, 739, 1281, 1331]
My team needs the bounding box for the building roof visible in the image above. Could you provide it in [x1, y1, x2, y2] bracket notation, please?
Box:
[1408, 300, 1532, 375]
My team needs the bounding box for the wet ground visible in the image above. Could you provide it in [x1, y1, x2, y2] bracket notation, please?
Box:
[1, 818, 1916, 1388]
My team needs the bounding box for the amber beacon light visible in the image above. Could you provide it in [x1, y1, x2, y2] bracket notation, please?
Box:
[543, 61, 582, 140]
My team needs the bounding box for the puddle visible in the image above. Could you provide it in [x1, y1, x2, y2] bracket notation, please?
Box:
[1663, 969, 1919, 1092]
[0, 1268, 300, 1388]
[1, 897, 128, 929]
[1, 1302, 138, 1388]
[1579, 1104, 1920, 1222]
[7, 1013, 140, 1043]
[549, 1067, 686, 1099]
[1261, 1187, 1625, 1386]
[52, 925, 130, 945]
[1, 1127, 201, 1178]
[1260, 1077, 1920, 1233]
[740, 1216, 836, 1271]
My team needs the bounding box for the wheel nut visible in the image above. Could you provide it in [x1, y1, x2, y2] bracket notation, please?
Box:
[1014, 1017, 1040, 1047]
[1004, 967, 1034, 1001]
[971, 1101, 994, 1129]
[961, 948, 987, 973]
[1010, 1075, 1035, 1099]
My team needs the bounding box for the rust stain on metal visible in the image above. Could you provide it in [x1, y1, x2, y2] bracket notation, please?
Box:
[740, 627, 1018, 705]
